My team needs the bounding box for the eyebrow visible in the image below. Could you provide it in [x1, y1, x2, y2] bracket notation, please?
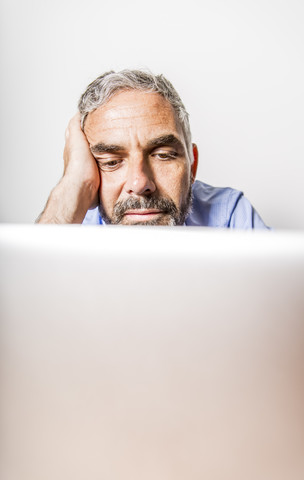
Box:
[146, 134, 185, 151]
[91, 143, 124, 154]
[90, 134, 185, 155]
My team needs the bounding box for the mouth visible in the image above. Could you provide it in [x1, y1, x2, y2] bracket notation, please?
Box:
[123, 209, 165, 221]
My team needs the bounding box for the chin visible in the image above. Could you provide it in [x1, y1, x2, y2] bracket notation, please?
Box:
[121, 216, 178, 226]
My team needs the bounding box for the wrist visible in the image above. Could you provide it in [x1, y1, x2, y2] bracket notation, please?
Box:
[37, 175, 98, 224]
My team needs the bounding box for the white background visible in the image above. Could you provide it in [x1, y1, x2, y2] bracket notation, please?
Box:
[0, 0, 303, 228]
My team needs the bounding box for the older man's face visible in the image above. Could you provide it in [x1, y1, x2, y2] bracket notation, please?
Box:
[84, 90, 197, 225]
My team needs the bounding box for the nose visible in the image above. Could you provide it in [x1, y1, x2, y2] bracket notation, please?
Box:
[124, 158, 156, 196]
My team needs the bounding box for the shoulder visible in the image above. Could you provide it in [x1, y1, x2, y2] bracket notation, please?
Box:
[186, 180, 269, 229]
[186, 180, 242, 227]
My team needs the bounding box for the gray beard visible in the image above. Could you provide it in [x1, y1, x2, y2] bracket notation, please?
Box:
[99, 187, 193, 226]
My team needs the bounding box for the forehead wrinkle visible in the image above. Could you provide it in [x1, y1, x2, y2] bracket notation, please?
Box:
[96, 110, 175, 127]
[85, 114, 177, 141]
[87, 119, 181, 141]
[85, 90, 186, 152]
[96, 119, 174, 130]
[88, 92, 175, 124]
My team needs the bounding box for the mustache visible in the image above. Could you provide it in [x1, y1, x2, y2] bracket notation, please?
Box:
[112, 196, 178, 223]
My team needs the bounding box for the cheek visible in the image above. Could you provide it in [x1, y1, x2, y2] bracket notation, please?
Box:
[99, 168, 126, 213]
[156, 163, 190, 201]
[99, 172, 124, 211]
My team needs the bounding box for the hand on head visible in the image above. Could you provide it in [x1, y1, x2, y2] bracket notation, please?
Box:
[36, 114, 100, 223]
[63, 113, 100, 210]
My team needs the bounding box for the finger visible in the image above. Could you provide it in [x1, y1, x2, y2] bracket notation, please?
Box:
[65, 113, 82, 140]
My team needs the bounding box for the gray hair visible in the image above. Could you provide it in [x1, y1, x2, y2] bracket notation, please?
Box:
[78, 69, 193, 161]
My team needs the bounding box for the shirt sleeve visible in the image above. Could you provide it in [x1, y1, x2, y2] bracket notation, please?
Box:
[228, 195, 270, 229]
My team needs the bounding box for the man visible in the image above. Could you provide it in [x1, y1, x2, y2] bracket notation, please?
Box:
[37, 70, 268, 228]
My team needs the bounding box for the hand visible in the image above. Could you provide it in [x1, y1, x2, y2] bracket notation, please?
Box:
[37, 114, 100, 223]
[63, 113, 100, 209]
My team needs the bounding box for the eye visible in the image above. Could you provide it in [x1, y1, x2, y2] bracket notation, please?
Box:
[97, 158, 123, 172]
[152, 151, 178, 160]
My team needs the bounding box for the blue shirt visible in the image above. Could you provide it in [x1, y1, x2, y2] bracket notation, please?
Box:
[82, 180, 269, 229]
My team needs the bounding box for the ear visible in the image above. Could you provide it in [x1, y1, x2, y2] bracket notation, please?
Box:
[190, 143, 199, 183]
